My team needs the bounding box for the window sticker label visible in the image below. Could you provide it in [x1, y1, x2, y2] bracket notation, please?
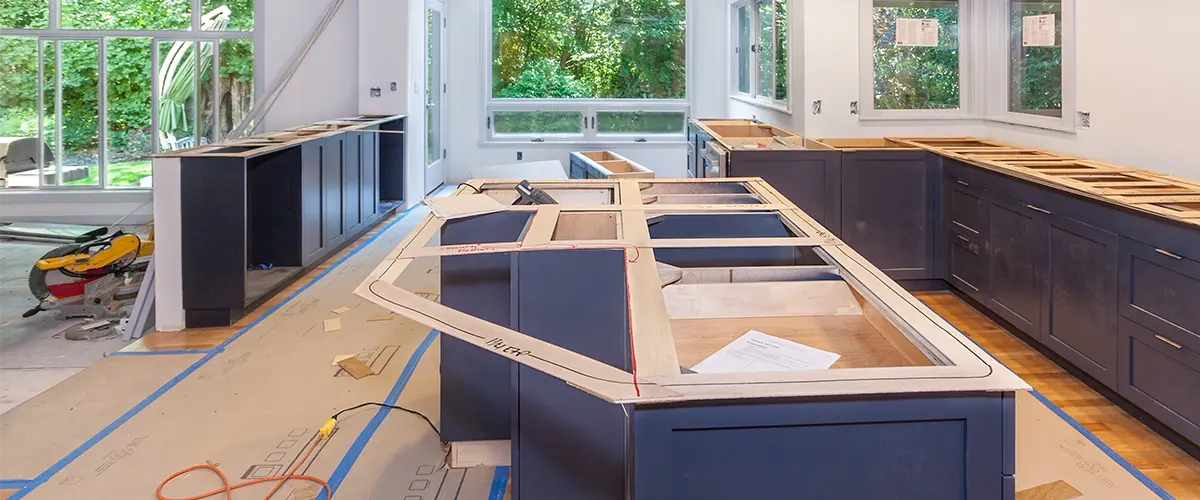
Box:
[1023, 14, 1056, 47]
[896, 18, 939, 47]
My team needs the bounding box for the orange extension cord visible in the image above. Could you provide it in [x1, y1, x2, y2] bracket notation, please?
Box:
[156, 434, 333, 500]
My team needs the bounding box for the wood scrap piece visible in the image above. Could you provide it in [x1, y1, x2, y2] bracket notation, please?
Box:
[424, 194, 506, 220]
[1015, 480, 1082, 500]
[331, 354, 356, 366]
[337, 357, 375, 379]
[331, 306, 352, 315]
[367, 313, 394, 322]
[323, 318, 342, 332]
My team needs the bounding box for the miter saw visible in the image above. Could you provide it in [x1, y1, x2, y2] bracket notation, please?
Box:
[24, 228, 154, 337]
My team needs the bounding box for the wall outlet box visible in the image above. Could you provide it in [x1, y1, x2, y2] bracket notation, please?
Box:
[516, 151, 523, 160]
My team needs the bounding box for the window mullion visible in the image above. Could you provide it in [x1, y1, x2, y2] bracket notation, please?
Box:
[98, 38, 107, 189]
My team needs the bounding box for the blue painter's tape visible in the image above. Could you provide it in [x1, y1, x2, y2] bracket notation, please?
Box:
[12, 193, 447, 499]
[107, 349, 211, 357]
[487, 467, 510, 500]
[0, 480, 30, 489]
[1026, 390, 1174, 499]
[318, 328, 440, 500]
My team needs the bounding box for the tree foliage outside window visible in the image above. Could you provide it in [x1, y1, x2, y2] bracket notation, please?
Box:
[0, 0, 254, 187]
[491, 0, 686, 100]
[1009, 0, 1062, 116]
[733, 0, 787, 105]
[871, 2, 961, 110]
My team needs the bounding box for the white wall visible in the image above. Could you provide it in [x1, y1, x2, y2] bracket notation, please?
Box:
[259, 0, 361, 131]
[985, 0, 1200, 180]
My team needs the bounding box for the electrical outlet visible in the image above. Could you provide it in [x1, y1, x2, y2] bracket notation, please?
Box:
[812, 100, 822, 115]
[369, 87, 381, 98]
[390, 82, 398, 91]
[1077, 111, 1091, 129]
[517, 151, 523, 161]
[850, 101, 859, 115]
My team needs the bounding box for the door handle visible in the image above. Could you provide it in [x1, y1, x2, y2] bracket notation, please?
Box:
[956, 179, 969, 186]
[1155, 248, 1184, 260]
[1025, 204, 1051, 215]
[1155, 335, 1184, 350]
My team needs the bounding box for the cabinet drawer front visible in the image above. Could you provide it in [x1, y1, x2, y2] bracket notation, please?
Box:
[949, 232, 989, 301]
[1119, 238, 1200, 352]
[1118, 318, 1200, 444]
[946, 181, 987, 236]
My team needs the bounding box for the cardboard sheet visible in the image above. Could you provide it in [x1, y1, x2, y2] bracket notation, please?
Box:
[1015, 391, 1160, 499]
[0, 353, 203, 480]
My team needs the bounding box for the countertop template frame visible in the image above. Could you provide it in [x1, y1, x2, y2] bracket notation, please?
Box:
[354, 178, 1029, 405]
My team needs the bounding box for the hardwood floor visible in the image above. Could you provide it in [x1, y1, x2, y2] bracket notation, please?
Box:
[917, 291, 1200, 499]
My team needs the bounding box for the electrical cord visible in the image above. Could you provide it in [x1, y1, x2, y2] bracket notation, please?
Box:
[155, 402, 439, 499]
[458, 182, 483, 194]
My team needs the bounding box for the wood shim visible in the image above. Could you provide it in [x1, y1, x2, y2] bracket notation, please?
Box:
[323, 318, 342, 332]
[337, 356, 375, 379]
[331, 306, 352, 315]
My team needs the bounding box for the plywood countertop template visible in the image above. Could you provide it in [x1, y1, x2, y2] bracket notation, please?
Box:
[354, 178, 1029, 405]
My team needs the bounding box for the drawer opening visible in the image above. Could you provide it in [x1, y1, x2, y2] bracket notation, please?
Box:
[660, 271, 938, 372]
[640, 182, 750, 195]
[596, 160, 650, 174]
[578, 151, 621, 162]
[551, 212, 619, 241]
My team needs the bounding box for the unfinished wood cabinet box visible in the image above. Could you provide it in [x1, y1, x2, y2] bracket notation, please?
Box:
[355, 178, 1027, 499]
[569, 150, 655, 179]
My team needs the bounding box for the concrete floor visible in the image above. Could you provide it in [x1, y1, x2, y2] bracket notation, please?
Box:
[0, 235, 133, 414]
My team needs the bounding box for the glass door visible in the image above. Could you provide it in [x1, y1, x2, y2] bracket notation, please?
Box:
[424, 1, 446, 195]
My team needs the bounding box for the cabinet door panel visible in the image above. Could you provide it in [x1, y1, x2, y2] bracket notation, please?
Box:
[1046, 216, 1119, 387]
[300, 140, 324, 262]
[841, 152, 931, 280]
[949, 232, 989, 302]
[322, 136, 344, 246]
[342, 132, 361, 232]
[732, 153, 841, 233]
[988, 196, 1046, 336]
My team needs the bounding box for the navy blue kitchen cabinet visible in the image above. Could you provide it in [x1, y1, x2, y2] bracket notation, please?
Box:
[840, 150, 937, 280]
[986, 193, 1048, 338]
[727, 150, 842, 233]
[1045, 216, 1119, 388]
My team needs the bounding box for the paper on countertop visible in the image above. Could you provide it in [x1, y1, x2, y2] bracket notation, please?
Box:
[895, 18, 939, 47]
[690, 330, 841, 374]
[424, 194, 506, 220]
[1022, 14, 1056, 47]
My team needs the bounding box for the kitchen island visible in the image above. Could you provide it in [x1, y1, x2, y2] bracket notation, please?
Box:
[355, 178, 1029, 499]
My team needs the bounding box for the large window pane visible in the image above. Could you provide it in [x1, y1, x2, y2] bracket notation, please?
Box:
[493, 111, 583, 135]
[0, 0, 49, 29]
[106, 37, 153, 188]
[597, 111, 685, 134]
[157, 40, 197, 152]
[218, 39, 254, 139]
[871, 0, 960, 110]
[491, 0, 686, 99]
[58, 40, 100, 187]
[198, 41, 215, 144]
[203, 0, 254, 31]
[1009, 0, 1062, 117]
[0, 37, 41, 188]
[736, 5, 750, 94]
[62, 0, 191, 30]
[756, 0, 774, 98]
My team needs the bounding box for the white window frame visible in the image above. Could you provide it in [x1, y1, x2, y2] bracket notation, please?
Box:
[730, 0, 790, 113]
[0, 0, 262, 190]
[481, 1, 691, 144]
[857, 0, 976, 120]
[985, 0, 1075, 132]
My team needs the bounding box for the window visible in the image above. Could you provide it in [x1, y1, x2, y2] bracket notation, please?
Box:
[732, 0, 788, 108]
[0, 1, 256, 189]
[486, 0, 688, 142]
[1008, 0, 1062, 117]
[864, 0, 962, 114]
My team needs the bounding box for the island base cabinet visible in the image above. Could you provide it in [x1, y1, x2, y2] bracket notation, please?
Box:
[632, 393, 1015, 500]
[1118, 317, 1200, 445]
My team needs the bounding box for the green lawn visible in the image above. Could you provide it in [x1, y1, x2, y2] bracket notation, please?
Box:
[65, 160, 152, 187]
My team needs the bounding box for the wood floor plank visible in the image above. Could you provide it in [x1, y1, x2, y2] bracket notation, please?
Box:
[917, 291, 1200, 499]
